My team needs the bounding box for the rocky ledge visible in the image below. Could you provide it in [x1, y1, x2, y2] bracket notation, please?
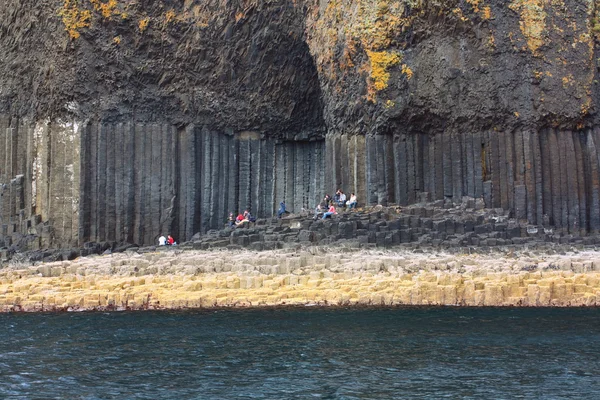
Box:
[2, 246, 600, 312]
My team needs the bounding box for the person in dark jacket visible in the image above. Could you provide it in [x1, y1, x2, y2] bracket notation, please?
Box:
[277, 201, 287, 218]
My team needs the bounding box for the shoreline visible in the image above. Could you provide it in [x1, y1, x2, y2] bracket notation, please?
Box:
[2, 247, 600, 312]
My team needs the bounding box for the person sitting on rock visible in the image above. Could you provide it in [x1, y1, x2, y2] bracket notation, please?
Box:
[236, 213, 248, 226]
[313, 204, 323, 220]
[227, 212, 236, 227]
[244, 210, 256, 223]
[322, 204, 337, 219]
[338, 191, 347, 207]
[333, 190, 341, 205]
[167, 235, 176, 245]
[277, 201, 287, 218]
[158, 235, 167, 246]
[320, 196, 329, 209]
[347, 193, 357, 209]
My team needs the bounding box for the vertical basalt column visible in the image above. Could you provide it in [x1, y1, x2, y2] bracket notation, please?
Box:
[263, 139, 275, 215]
[422, 135, 431, 200]
[227, 137, 239, 217]
[133, 123, 145, 245]
[548, 129, 562, 228]
[540, 129, 553, 225]
[557, 131, 569, 228]
[87, 122, 99, 242]
[218, 133, 230, 222]
[340, 135, 349, 197]
[465, 131, 475, 198]
[530, 130, 544, 226]
[250, 138, 260, 213]
[0, 116, 8, 183]
[564, 131, 580, 233]
[105, 123, 116, 242]
[179, 125, 197, 241]
[406, 134, 416, 204]
[513, 130, 527, 220]
[25, 124, 35, 220]
[442, 133, 452, 199]
[114, 123, 124, 242]
[159, 124, 176, 237]
[365, 135, 378, 205]
[97, 123, 108, 242]
[587, 129, 600, 232]
[123, 122, 135, 243]
[573, 132, 587, 234]
[324, 135, 334, 196]
[374, 135, 386, 205]
[150, 124, 162, 242]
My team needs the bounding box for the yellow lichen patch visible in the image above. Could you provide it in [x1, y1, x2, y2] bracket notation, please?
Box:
[452, 7, 469, 23]
[401, 64, 413, 80]
[482, 6, 492, 20]
[581, 99, 592, 115]
[164, 9, 177, 24]
[466, 0, 482, 13]
[89, 0, 120, 19]
[384, 99, 395, 108]
[562, 74, 574, 88]
[509, 0, 547, 55]
[138, 17, 149, 32]
[112, 35, 121, 45]
[367, 50, 401, 91]
[58, 0, 92, 39]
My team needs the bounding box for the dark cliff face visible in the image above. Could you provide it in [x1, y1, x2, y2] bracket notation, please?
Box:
[307, 0, 600, 135]
[0, 0, 325, 139]
[2, 0, 600, 248]
[1, 1, 598, 137]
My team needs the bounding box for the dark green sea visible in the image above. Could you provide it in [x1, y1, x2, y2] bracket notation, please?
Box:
[1, 307, 599, 399]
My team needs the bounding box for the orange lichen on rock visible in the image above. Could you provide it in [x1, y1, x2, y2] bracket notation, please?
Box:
[509, 0, 547, 55]
[89, 0, 120, 19]
[138, 17, 149, 32]
[59, 0, 92, 39]
[367, 50, 401, 91]
[401, 64, 413, 80]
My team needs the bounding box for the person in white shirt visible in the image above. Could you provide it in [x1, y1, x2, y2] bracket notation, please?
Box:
[158, 235, 167, 246]
[347, 193, 357, 209]
[339, 191, 347, 207]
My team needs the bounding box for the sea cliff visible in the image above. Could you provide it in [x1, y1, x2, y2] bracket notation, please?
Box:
[2, 247, 600, 312]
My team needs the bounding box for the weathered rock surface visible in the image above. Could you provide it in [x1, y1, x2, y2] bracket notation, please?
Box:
[2, 247, 600, 311]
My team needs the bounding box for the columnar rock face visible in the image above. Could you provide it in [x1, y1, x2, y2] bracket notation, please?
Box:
[1, 1, 600, 247]
[78, 122, 324, 245]
[0, 118, 80, 249]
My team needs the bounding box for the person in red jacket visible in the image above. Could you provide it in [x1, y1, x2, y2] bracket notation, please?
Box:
[167, 235, 175, 245]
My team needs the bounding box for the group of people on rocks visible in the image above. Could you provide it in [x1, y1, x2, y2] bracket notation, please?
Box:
[228, 210, 257, 227]
[158, 234, 176, 246]
[314, 189, 358, 220]
[222, 189, 358, 227]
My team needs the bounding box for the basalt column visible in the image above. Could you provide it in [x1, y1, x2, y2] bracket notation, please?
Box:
[328, 129, 600, 234]
[79, 123, 325, 246]
[0, 118, 81, 249]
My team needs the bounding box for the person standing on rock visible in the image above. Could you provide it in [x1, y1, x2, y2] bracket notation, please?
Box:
[158, 235, 167, 246]
[277, 201, 287, 218]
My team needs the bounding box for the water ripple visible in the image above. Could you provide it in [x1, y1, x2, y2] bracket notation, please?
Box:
[0, 308, 599, 399]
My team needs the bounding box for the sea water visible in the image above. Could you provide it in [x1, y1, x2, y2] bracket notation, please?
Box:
[1, 307, 599, 399]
